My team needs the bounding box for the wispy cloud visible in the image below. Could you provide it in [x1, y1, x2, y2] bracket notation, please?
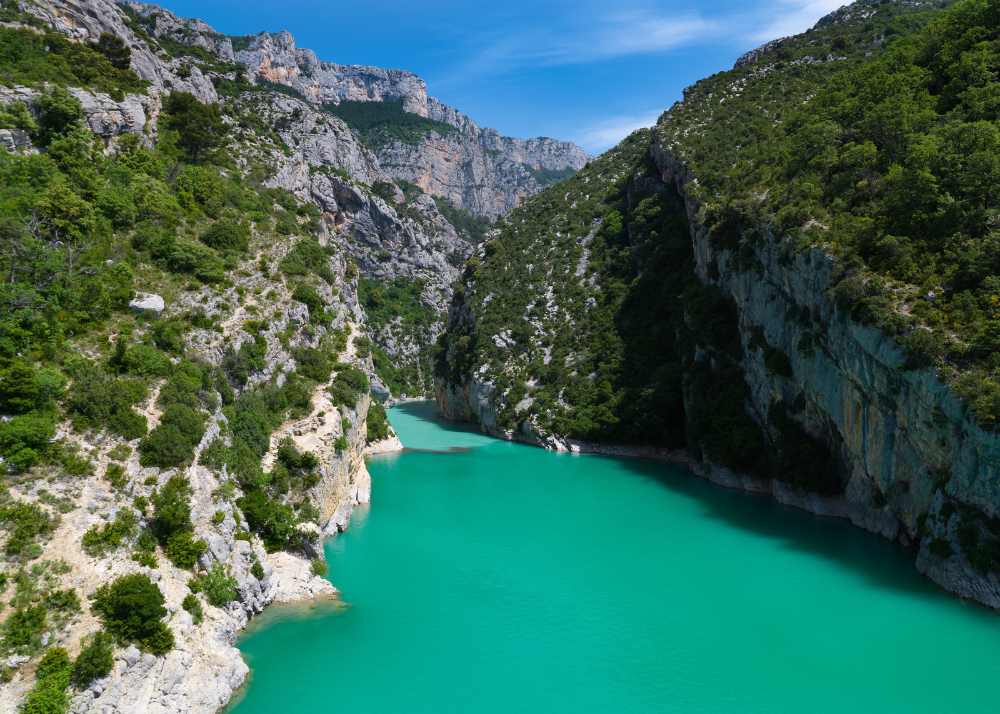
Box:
[574, 110, 662, 154]
[748, 0, 847, 43]
[432, 10, 718, 89]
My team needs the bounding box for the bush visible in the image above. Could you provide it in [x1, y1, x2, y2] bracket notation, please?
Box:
[0, 501, 54, 557]
[91, 33, 130, 70]
[310, 558, 328, 577]
[81, 509, 137, 557]
[139, 405, 205, 468]
[182, 592, 203, 624]
[366, 400, 390, 443]
[163, 530, 207, 570]
[200, 219, 249, 253]
[71, 631, 114, 688]
[91, 574, 173, 655]
[188, 562, 238, 607]
[328, 364, 368, 407]
[1, 604, 46, 653]
[21, 647, 71, 714]
[151, 476, 193, 541]
[237, 489, 298, 552]
[65, 370, 147, 440]
[104, 463, 128, 490]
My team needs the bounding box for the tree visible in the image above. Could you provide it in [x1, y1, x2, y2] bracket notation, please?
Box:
[33, 86, 84, 147]
[91, 574, 174, 654]
[161, 92, 228, 163]
[91, 33, 131, 70]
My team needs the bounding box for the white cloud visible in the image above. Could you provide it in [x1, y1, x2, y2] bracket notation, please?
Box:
[748, 0, 847, 43]
[432, 10, 718, 89]
[574, 110, 662, 154]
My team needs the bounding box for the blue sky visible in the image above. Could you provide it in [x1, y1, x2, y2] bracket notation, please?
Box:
[156, 0, 846, 153]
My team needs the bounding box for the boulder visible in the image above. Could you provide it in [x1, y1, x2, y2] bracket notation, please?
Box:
[129, 293, 165, 315]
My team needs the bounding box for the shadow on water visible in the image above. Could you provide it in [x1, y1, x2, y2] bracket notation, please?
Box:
[611, 454, 990, 611]
[391, 400, 495, 454]
[393, 401, 992, 615]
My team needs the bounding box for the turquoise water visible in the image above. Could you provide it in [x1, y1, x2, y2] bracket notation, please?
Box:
[230, 402, 1000, 713]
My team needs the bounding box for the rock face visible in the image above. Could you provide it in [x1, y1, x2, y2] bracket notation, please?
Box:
[231, 29, 588, 217]
[653, 146, 1000, 608]
[24, 0, 218, 103]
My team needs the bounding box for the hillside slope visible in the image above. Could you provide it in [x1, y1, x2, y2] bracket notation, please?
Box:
[436, 0, 1000, 608]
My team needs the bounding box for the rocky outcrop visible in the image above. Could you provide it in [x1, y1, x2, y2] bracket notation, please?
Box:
[0, 85, 152, 143]
[231, 27, 587, 217]
[25, 0, 218, 102]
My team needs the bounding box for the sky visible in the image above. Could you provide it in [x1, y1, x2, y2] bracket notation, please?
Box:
[155, 0, 848, 153]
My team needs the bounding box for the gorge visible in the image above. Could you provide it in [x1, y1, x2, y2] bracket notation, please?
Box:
[0, 0, 997, 712]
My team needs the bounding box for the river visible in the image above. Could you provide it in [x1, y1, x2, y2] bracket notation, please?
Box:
[228, 401, 1000, 713]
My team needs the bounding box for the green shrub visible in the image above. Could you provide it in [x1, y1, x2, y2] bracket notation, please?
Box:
[91, 574, 174, 655]
[21, 646, 71, 714]
[163, 530, 207, 570]
[0, 501, 54, 557]
[81, 510, 137, 557]
[189, 562, 238, 607]
[139, 405, 205, 468]
[1, 604, 46, 653]
[279, 236, 334, 283]
[328, 364, 368, 407]
[150, 476, 192, 540]
[0, 411, 57, 471]
[181, 592, 203, 624]
[310, 558, 328, 577]
[200, 219, 249, 253]
[104, 463, 128, 490]
[366, 401, 390, 443]
[236, 490, 298, 552]
[70, 631, 114, 689]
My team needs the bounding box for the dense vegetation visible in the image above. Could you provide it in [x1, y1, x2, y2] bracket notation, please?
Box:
[359, 277, 436, 395]
[322, 99, 457, 148]
[658, 0, 1000, 424]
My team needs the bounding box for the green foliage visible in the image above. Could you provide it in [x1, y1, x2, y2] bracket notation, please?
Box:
[65, 368, 147, 440]
[527, 166, 577, 187]
[163, 530, 207, 570]
[21, 646, 71, 714]
[91, 33, 131, 70]
[328, 363, 368, 407]
[310, 558, 328, 577]
[322, 99, 456, 148]
[70, 631, 114, 689]
[182, 592, 204, 624]
[0, 26, 147, 99]
[81, 509, 137, 557]
[0, 501, 54, 557]
[161, 92, 228, 163]
[655, 0, 1000, 425]
[432, 196, 492, 244]
[366, 400, 390, 443]
[91, 573, 173, 655]
[279, 236, 334, 284]
[200, 218, 250, 253]
[2, 604, 46, 653]
[188, 562, 237, 607]
[236, 488, 299, 552]
[359, 277, 434, 395]
[139, 404, 206, 468]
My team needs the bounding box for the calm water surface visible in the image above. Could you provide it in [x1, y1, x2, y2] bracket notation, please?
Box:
[229, 402, 1000, 713]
